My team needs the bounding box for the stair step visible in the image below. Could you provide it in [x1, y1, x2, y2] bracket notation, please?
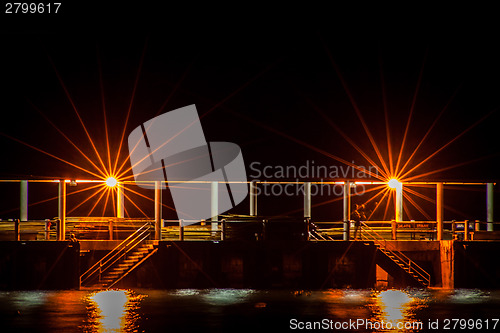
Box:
[123, 259, 140, 264]
[81, 243, 157, 288]
[111, 267, 129, 272]
[127, 255, 145, 260]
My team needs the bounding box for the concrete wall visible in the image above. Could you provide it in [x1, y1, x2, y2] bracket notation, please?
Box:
[2, 240, 498, 290]
[375, 240, 500, 289]
[440, 240, 454, 288]
[454, 241, 500, 289]
[115, 241, 378, 289]
[0, 241, 80, 290]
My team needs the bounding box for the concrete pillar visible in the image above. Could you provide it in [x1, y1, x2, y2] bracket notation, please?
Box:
[155, 181, 162, 240]
[304, 182, 311, 218]
[211, 181, 218, 234]
[440, 240, 454, 288]
[58, 180, 66, 240]
[436, 182, 444, 241]
[116, 183, 124, 218]
[395, 182, 403, 222]
[487, 183, 494, 231]
[343, 181, 351, 241]
[250, 181, 258, 216]
[20, 180, 28, 222]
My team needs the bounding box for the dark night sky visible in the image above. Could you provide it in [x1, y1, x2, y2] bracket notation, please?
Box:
[1, 4, 499, 220]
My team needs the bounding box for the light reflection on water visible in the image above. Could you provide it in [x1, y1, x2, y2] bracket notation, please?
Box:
[371, 290, 428, 332]
[0, 288, 499, 332]
[84, 290, 145, 333]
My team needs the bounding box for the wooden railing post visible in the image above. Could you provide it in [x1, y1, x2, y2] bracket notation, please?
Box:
[109, 219, 114, 240]
[391, 220, 397, 240]
[464, 220, 469, 240]
[221, 219, 226, 241]
[14, 218, 20, 241]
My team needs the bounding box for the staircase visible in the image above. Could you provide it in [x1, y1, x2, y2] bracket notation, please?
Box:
[307, 219, 335, 241]
[309, 230, 334, 241]
[80, 222, 157, 289]
[360, 222, 431, 287]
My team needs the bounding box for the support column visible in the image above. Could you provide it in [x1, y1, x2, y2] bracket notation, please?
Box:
[116, 183, 124, 218]
[437, 182, 444, 241]
[487, 183, 494, 231]
[343, 181, 351, 240]
[211, 181, 218, 234]
[440, 240, 454, 288]
[20, 180, 28, 222]
[250, 181, 258, 216]
[58, 180, 66, 240]
[304, 182, 311, 218]
[395, 182, 403, 222]
[155, 181, 162, 240]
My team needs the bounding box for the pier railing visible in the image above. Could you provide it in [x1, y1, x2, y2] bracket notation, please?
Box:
[80, 221, 153, 286]
[359, 221, 431, 286]
[310, 220, 500, 241]
[1, 218, 499, 241]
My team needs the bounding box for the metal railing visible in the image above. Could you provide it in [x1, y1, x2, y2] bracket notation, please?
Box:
[360, 221, 431, 286]
[310, 220, 500, 241]
[80, 221, 152, 286]
[1, 218, 499, 242]
[161, 219, 222, 241]
[107, 247, 158, 289]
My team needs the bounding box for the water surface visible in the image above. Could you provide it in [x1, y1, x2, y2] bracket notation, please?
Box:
[1, 288, 499, 332]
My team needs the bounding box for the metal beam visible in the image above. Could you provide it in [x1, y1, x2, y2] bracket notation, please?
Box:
[211, 181, 218, 234]
[155, 181, 162, 240]
[395, 182, 403, 222]
[304, 182, 311, 218]
[58, 180, 66, 240]
[343, 181, 351, 240]
[487, 183, 494, 231]
[20, 180, 28, 222]
[250, 181, 258, 216]
[436, 182, 444, 241]
[116, 183, 124, 218]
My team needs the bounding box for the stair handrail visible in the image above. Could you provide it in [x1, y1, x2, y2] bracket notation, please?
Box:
[360, 222, 431, 286]
[80, 221, 152, 285]
[81, 222, 151, 285]
[98, 228, 152, 277]
[309, 230, 326, 241]
[107, 247, 158, 289]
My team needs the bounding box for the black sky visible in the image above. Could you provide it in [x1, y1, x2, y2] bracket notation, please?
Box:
[1, 4, 499, 220]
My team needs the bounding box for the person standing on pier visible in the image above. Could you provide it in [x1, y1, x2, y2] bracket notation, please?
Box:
[353, 204, 367, 240]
